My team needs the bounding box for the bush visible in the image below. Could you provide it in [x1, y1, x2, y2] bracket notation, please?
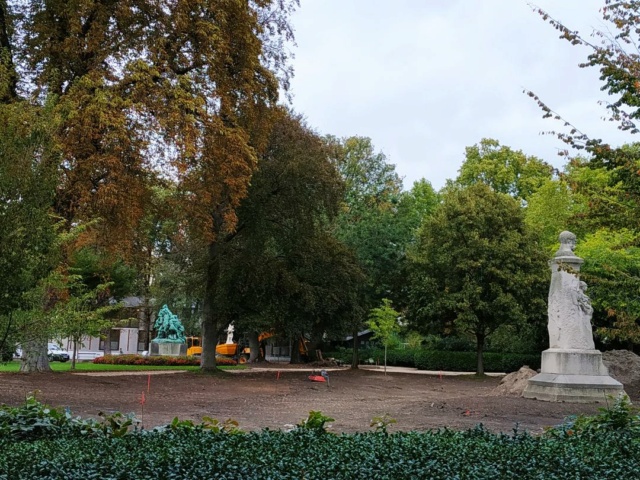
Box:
[424, 335, 476, 352]
[326, 348, 540, 372]
[413, 350, 540, 373]
[1, 399, 639, 479]
[93, 355, 201, 366]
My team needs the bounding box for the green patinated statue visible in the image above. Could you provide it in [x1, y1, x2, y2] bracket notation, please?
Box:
[152, 305, 186, 344]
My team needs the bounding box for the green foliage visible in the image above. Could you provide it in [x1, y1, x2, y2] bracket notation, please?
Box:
[167, 416, 243, 435]
[413, 350, 540, 373]
[487, 324, 546, 354]
[297, 411, 334, 433]
[547, 395, 640, 438]
[407, 183, 548, 374]
[367, 299, 401, 347]
[370, 414, 397, 434]
[329, 136, 420, 333]
[423, 335, 476, 352]
[524, 178, 576, 254]
[0, 393, 137, 440]
[1, 403, 640, 479]
[209, 112, 364, 358]
[326, 347, 540, 372]
[453, 138, 553, 202]
[574, 228, 640, 345]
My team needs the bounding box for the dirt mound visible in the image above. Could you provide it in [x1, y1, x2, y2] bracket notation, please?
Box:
[602, 350, 640, 386]
[490, 366, 537, 397]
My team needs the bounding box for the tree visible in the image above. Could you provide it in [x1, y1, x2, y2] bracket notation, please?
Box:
[531, 3, 640, 350]
[328, 136, 408, 367]
[453, 138, 553, 202]
[0, 102, 59, 371]
[407, 184, 548, 375]
[524, 178, 576, 254]
[212, 110, 364, 363]
[366, 298, 400, 375]
[574, 229, 640, 347]
[4, 0, 298, 371]
[50, 276, 120, 370]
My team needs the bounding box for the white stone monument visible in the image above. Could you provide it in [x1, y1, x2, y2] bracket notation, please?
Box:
[523, 231, 625, 402]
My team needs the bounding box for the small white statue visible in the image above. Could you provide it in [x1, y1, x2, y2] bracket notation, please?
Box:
[225, 323, 235, 344]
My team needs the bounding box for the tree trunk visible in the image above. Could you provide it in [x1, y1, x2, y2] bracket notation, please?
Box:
[351, 328, 360, 369]
[384, 344, 388, 375]
[290, 334, 302, 364]
[476, 332, 485, 376]
[248, 331, 260, 362]
[71, 336, 78, 370]
[103, 328, 112, 356]
[200, 240, 221, 371]
[19, 339, 51, 373]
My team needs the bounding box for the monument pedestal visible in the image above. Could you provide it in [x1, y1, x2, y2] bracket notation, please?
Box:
[523, 348, 624, 402]
[150, 342, 187, 357]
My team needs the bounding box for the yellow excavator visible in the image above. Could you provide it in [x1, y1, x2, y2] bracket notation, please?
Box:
[186, 328, 308, 362]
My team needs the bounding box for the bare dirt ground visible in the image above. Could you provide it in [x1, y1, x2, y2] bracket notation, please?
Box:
[1, 365, 631, 434]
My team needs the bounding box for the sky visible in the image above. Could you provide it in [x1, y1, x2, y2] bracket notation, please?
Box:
[287, 0, 633, 190]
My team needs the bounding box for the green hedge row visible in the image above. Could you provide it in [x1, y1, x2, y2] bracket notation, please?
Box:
[1, 397, 639, 479]
[92, 354, 238, 366]
[413, 350, 540, 373]
[327, 348, 540, 372]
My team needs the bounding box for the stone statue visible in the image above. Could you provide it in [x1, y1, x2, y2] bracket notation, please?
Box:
[523, 230, 625, 402]
[152, 305, 186, 344]
[225, 323, 235, 344]
[547, 231, 595, 350]
[554, 230, 577, 257]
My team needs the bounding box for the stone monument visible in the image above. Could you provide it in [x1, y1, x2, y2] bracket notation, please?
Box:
[523, 231, 625, 402]
[150, 304, 187, 356]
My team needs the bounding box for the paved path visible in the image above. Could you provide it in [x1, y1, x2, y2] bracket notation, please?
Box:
[359, 365, 505, 376]
[72, 365, 505, 377]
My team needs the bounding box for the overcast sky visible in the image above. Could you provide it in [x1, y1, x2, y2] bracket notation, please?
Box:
[287, 0, 633, 190]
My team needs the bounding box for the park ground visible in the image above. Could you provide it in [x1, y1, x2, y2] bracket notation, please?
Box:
[3, 364, 634, 434]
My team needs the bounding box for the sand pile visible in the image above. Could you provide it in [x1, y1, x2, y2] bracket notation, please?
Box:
[602, 349, 640, 386]
[490, 366, 537, 396]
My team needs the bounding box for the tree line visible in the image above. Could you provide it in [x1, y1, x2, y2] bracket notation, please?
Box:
[1, 0, 640, 374]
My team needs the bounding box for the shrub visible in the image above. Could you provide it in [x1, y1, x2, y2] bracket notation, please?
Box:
[413, 350, 540, 373]
[326, 348, 540, 372]
[93, 355, 201, 366]
[1, 401, 639, 479]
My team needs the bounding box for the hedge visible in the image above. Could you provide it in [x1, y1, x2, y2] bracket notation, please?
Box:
[326, 348, 540, 372]
[1, 397, 639, 479]
[413, 350, 541, 373]
[93, 354, 238, 366]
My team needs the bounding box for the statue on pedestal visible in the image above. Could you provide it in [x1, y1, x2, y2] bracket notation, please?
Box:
[152, 305, 186, 344]
[547, 231, 595, 351]
[524, 231, 624, 402]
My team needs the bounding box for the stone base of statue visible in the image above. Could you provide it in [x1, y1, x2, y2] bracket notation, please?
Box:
[523, 348, 625, 402]
[150, 341, 187, 357]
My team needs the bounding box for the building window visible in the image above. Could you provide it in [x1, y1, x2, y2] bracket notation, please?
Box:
[99, 330, 120, 351]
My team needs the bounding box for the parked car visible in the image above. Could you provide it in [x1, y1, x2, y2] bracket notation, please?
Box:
[48, 343, 70, 362]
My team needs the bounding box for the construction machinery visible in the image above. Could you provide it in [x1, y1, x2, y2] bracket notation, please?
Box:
[186, 336, 202, 356]
[185, 326, 308, 363]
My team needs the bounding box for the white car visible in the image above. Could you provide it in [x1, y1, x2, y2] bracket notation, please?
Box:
[47, 343, 70, 362]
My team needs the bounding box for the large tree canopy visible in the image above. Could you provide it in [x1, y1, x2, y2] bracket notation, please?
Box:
[2, 0, 298, 370]
[407, 184, 548, 375]
[453, 138, 553, 203]
[213, 111, 364, 362]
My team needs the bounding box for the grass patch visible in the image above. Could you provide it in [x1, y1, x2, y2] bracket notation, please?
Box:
[0, 361, 246, 373]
